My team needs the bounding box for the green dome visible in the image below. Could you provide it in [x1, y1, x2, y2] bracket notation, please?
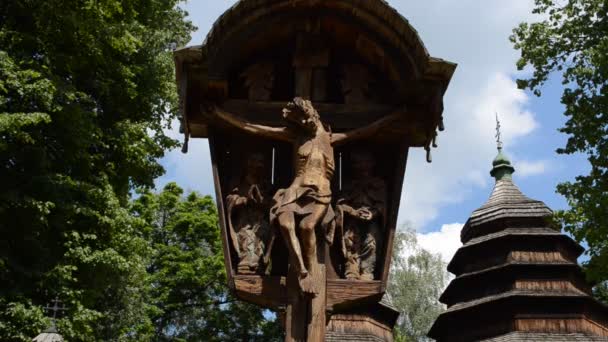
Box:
[492, 149, 511, 166]
[490, 148, 515, 181]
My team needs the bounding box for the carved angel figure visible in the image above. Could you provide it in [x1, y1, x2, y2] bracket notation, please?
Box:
[206, 97, 400, 295]
[241, 63, 274, 101]
[226, 153, 273, 275]
[336, 151, 387, 280]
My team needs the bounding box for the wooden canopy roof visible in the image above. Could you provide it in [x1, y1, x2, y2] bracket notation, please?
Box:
[197, 0, 455, 83]
[173, 0, 456, 149]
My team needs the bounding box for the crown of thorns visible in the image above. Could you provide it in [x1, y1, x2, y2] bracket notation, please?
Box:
[286, 97, 320, 120]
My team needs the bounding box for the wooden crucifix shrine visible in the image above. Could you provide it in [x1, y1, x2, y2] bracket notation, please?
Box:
[174, 1, 456, 341]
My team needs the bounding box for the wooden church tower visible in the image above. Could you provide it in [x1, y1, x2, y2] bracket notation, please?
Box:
[428, 130, 608, 341]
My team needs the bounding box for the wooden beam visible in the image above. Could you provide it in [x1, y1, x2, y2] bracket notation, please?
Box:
[179, 63, 190, 153]
[209, 131, 235, 289]
[234, 275, 287, 308]
[326, 279, 384, 310]
[222, 100, 394, 118]
[380, 144, 409, 284]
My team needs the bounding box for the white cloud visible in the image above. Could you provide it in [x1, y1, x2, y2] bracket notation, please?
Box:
[516, 160, 548, 177]
[392, 0, 541, 229]
[417, 223, 463, 263]
[400, 72, 538, 228]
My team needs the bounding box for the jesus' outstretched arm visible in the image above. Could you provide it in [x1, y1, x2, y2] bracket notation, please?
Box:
[202, 104, 295, 142]
[330, 108, 403, 146]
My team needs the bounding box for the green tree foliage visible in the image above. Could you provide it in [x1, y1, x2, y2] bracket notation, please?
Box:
[0, 0, 194, 339]
[511, 0, 608, 286]
[594, 281, 608, 304]
[131, 183, 282, 341]
[387, 228, 450, 342]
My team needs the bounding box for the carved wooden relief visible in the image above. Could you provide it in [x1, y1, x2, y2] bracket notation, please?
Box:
[226, 153, 274, 275]
[336, 150, 387, 280]
[293, 33, 329, 101]
[341, 64, 372, 105]
[211, 98, 400, 293]
[241, 63, 274, 101]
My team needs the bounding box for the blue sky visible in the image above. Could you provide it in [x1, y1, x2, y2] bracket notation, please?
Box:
[158, 1, 589, 262]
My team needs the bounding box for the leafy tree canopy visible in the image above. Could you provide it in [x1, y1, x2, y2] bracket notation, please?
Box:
[595, 281, 608, 305]
[0, 0, 194, 339]
[511, 0, 608, 286]
[131, 183, 282, 341]
[388, 228, 450, 342]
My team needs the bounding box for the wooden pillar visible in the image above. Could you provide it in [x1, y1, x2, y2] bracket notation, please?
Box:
[307, 247, 326, 342]
[285, 239, 326, 342]
[285, 268, 307, 341]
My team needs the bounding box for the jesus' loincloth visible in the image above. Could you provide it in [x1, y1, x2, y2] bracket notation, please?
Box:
[270, 185, 335, 237]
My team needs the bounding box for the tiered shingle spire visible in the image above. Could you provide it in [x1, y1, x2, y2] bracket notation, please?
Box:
[428, 119, 608, 341]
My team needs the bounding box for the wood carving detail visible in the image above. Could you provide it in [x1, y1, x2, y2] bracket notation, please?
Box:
[241, 63, 274, 101]
[341, 64, 372, 104]
[208, 97, 400, 295]
[226, 153, 274, 275]
[336, 151, 387, 280]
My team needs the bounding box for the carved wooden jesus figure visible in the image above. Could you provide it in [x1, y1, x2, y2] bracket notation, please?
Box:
[208, 97, 399, 295]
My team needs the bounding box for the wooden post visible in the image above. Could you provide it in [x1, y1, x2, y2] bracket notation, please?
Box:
[285, 238, 326, 341]
[307, 245, 326, 342]
[286, 269, 307, 341]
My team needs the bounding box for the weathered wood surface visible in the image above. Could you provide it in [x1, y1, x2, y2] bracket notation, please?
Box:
[327, 313, 394, 342]
[514, 318, 608, 337]
[509, 250, 570, 263]
[326, 279, 384, 310]
[307, 262, 326, 342]
[209, 131, 235, 289]
[234, 275, 287, 308]
[513, 280, 590, 295]
[219, 100, 397, 126]
[179, 64, 190, 153]
[174, 0, 456, 149]
[450, 231, 584, 275]
[197, 0, 457, 83]
[241, 63, 274, 101]
[285, 261, 326, 341]
[232, 275, 386, 312]
[286, 268, 307, 342]
[380, 144, 409, 284]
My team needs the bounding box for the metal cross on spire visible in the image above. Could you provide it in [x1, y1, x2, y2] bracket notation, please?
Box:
[44, 296, 66, 323]
[495, 112, 503, 151]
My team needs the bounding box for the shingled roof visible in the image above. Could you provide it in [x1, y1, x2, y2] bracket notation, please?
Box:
[428, 145, 608, 341]
[466, 179, 552, 226]
[32, 326, 64, 342]
[460, 149, 553, 243]
[480, 332, 608, 341]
